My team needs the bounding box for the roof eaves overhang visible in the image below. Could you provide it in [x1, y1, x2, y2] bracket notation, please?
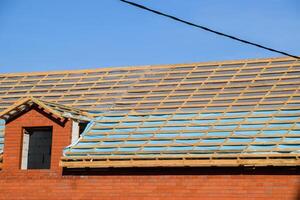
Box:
[60, 153, 300, 168]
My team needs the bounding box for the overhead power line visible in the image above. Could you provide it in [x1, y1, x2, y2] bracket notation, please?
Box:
[120, 0, 300, 59]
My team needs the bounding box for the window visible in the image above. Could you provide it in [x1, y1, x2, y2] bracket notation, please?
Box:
[79, 122, 88, 136]
[21, 127, 52, 169]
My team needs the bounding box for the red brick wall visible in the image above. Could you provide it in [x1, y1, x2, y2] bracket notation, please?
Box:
[0, 172, 299, 200]
[2, 107, 72, 174]
[0, 108, 299, 200]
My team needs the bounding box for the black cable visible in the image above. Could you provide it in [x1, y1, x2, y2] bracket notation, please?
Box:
[120, 0, 300, 59]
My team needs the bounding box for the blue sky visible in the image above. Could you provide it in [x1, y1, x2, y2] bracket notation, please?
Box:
[0, 0, 299, 73]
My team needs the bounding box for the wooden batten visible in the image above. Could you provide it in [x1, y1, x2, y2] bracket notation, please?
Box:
[0, 56, 300, 168]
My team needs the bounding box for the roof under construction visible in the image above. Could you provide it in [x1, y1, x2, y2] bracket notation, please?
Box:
[1, 56, 300, 168]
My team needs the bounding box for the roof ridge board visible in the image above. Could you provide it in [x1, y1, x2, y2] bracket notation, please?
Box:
[0, 56, 296, 77]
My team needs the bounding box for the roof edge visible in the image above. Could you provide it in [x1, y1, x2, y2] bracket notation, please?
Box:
[60, 154, 300, 168]
[1, 56, 298, 76]
[0, 97, 90, 121]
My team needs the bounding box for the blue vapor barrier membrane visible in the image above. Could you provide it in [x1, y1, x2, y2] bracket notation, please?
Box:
[219, 145, 246, 150]
[180, 132, 205, 137]
[63, 108, 300, 158]
[101, 141, 124, 145]
[69, 148, 95, 153]
[253, 137, 281, 142]
[247, 145, 276, 150]
[246, 117, 271, 122]
[206, 132, 231, 136]
[155, 133, 181, 137]
[192, 119, 217, 124]
[90, 128, 113, 133]
[121, 121, 142, 126]
[94, 147, 118, 152]
[175, 139, 200, 144]
[0, 120, 5, 134]
[148, 140, 173, 145]
[92, 134, 129, 139]
[280, 110, 300, 115]
[218, 118, 243, 123]
[96, 122, 119, 126]
[224, 111, 250, 116]
[167, 119, 190, 125]
[0, 119, 5, 153]
[172, 113, 197, 119]
[227, 138, 253, 143]
[130, 133, 154, 138]
[185, 126, 210, 131]
[148, 114, 172, 119]
[119, 147, 140, 152]
[168, 146, 194, 151]
[82, 134, 107, 139]
[240, 124, 265, 129]
[273, 116, 300, 120]
[89, 110, 299, 129]
[251, 110, 278, 115]
[202, 138, 226, 143]
[278, 144, 300, 149]
[194, 146, 219, 150]
[76, 142, 100, 146]
[124, 140, 147, 145]
[143, 146, 168, 151]
[142, 121, 165, 126]
[283, 138, 300, 142]
[214, 125, 238, 130]
[101, 116, 125, 121]
[289, 130, 300, 134]
[127, 115, 149, 120]
[136, 127, 159, 132]
[267, 123, 294, 128]
[160, 126, 185, 131]
[199, 112, 224, 118]
[114, 128, 136, 133]
[261, 130, 288, 135]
